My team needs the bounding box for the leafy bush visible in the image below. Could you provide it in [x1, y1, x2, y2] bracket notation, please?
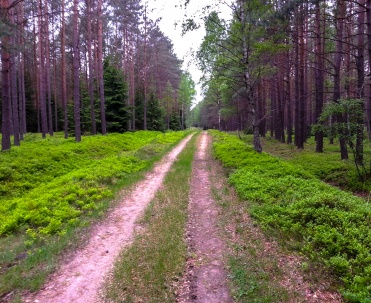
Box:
[0, 131, 189, 239]
[256, 135, 371, 192]
[210, 130, 371, 302]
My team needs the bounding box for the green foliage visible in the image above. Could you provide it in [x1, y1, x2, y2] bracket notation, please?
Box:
[257, 135, 371, 192]
[178, 71, 196, 129]
[147, 92, 165, 131]
[211, 130, 371, 302]
[228, 256, 291, 302]
[169, 113, 182, 131]
[314, 99, 364, 142]
[314, 99, 368, 178]
[104, 58, 130, 133]
[0, 131, 189, 239]
[0, 130, 191, 299]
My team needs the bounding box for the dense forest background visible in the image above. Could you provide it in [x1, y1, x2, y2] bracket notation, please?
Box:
[2, 0, 371, 162]
[0, 0, 196, 151]
[190, 0, 371, 162]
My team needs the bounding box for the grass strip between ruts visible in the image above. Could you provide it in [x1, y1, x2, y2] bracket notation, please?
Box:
[101, 133, 197, 302]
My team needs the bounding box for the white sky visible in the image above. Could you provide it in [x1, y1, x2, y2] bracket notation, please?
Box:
[146, 0, 232, 105]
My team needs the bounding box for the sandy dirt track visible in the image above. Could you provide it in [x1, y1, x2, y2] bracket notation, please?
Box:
[178, 132, 233, 303]
[24, 134, 193, 303]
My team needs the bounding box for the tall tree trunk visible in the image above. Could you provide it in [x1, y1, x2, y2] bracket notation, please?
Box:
[257, 81, 266, 136]
[52, 11, 58, 133]
[294, 10, 305, 149]
[44, 0, 53, 136]
[143, 4, 148, 130]
[279, 70, 285, 143]
[356, 0, 365, 164]
[333, 0, 348, 160]
[315, 1, 324, 152]
[271, 78, 276, 137]
[18, 2, 26, 137]
[86, 0, 97, 135]
[240, 0, 262, 152]
[33, 19, 41, 134]
[285, 50, 292, 144]
[97, 0, 107, 135]
[366, 0, 371, 137]
[9, 6, 20, 146]
[73, 0, 81, 142]
[38, 0, 48, 138]
[18, 11, 26, 138]
[10, 47, 20, 146]
[1, 0, 11, 151]
[132, 58, 136, 130]
[61, 0, 68, 138]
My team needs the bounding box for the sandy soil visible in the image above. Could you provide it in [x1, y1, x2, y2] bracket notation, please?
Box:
[23, 134, 193, 303]
[177, 132, 233, 303]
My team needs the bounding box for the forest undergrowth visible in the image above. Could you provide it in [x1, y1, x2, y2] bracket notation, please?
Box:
[211, 130, 371, 303]
[256, 135, 371, 195]
[0, 130, 189, 302]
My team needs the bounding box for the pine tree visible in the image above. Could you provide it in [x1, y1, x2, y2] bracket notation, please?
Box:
[103, 59, 129, 133]
[147, 92, 164, 131]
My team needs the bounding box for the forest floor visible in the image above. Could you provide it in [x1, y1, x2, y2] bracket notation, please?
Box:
[22, 132, 342, 303]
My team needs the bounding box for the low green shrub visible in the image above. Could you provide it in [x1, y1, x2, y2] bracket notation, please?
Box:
[255, 135, 371, 192]
[210, 130, 371, 303]
[0, 131, 189, 239]
[0, 131, 191, 299]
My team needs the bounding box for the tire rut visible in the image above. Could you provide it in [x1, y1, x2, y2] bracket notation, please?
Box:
[178, 132, 233, 303]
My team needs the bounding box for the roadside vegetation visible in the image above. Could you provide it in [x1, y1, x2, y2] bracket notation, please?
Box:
[102, 133, 197, 302]
[256, 135, 371, 194]
[211, 130, 371, 303]
[209, 148, 305, 302]
[0, 130, 190, 302]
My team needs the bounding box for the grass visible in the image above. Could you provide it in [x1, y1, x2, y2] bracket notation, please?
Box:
[101, 133, 198, 302]
[0, 130, 191, 302]
[210, 130, 371, 302]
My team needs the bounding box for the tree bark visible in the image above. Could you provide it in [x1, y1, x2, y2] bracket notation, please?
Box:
[294, 10, 305, 149]
[1, 0, 11, 151]
[9, 5, 20, 146]
[73, 0, 81, 142]
[38, 0, 48, 138]
[86, 0, 97, 135]
[240, 0, 262, 152]
[333, 0, 348, 160]
[285, 51, 292, 144]
[61, 0, 68, 138]
[44, 0, 53, 136]
[18, 2, 26, 137]
[143, 4, 148, 130]
[97, 0, 107, 135]
[315, 1, 324, 152]
[18, 4, 26, 138]
[355, 0, 365, 164]
[10, 46, 20, 146]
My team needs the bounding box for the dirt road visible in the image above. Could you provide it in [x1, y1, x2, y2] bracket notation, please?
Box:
[24, 134, 193, 303]
[178, 132, 233, 303]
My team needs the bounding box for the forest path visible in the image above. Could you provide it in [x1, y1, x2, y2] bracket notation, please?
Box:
[23, 134, 194, 303]
[178, 132, 233, 303]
